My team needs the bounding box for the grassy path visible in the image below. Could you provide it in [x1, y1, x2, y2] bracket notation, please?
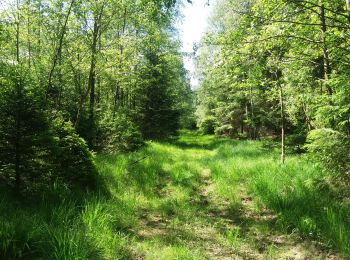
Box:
[96, 131, 341, 259]
[1, 131, 347, 259]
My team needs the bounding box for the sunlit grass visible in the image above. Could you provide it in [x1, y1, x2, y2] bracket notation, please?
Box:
[0, 130, 349, 259]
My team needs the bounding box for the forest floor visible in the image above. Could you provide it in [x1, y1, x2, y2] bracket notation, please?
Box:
[1, 131, 347, 259]
[95, 131, 343, 259]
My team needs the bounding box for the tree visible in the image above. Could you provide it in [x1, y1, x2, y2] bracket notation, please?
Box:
[196, 0, 350, 166]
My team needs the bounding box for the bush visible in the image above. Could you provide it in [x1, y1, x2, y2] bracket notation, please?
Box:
[50, 118, 98, 189]
[215, 124, 234, 137]
[305, 128, 350, 180]
[199, 116, 217, 135]
[286, 131, 307, 153]
[99, 113, 144, 152]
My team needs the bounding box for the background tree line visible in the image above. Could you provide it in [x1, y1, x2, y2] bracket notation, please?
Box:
[0, 0, 194, 192]
[196, 0, 350, 178]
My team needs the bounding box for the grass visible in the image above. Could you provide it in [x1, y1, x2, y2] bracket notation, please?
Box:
[0, 130, 349, 259]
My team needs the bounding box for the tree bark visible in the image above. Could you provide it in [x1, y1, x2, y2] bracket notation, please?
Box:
[87, 5, 105, 146]
[15, 0, 22, 193]
[319, 1, 332, 95]
[249, 86, 256, 140]
[279, 82, 285, 164]
[245, 102, 250, 139]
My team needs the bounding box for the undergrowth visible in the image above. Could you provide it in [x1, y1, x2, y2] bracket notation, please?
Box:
[0, 131, 349, 259]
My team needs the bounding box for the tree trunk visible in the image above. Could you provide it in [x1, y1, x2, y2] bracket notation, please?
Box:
[87, 19, 98, 147]
[279, 82, 285, 164]
[249, 86, 256, 140]
[346, 0, 350, 24]
[57, 46, 63, 108]
[319, 1, 332, 95]
[112, 7, 127, 116]
[113, 85, 120, 117]
[15, 0, 22, 193]
[46, 0, 74, 101]
[245, 102, 250, 139]
[27, 0, 32, 68]
[87, 6, 104, 146]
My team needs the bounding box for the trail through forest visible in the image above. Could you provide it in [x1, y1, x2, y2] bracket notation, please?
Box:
[97, 132, 339, 259]
[1, 131, 346, 259]
[1, 0, 350, 258]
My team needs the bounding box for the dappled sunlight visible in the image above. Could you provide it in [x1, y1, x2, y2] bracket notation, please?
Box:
[93, 131, 346, 258]
[0, 131, 347, 258]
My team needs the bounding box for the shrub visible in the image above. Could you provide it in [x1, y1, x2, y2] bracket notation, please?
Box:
[286, 131, 307, 153]
[199, 116, 217, 135]
[215, 124, 234, 137]
[99, 113, 144, 152]
[305, 128, 350, 180]
[50, 118, 98, 188]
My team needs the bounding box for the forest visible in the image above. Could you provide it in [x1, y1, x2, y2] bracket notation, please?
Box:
[0, 0, 349, 259]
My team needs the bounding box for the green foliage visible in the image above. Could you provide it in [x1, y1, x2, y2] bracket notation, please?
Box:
[136, 51, 185, 140]
[0, 0, 194, 191]
[98, 112, 144, 152]
[0, 65, 51, 190]
[1, 132, 349, 258]
[50, 118, 98, 188]
[206, 134, 350, 256]
[305, 129, 350, 180]
[199, 116, 217, 134]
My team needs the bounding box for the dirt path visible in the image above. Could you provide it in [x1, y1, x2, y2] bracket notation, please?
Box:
[127, 135, 341, 259]
[135, 166, 339, 259]
[195, 168, 339, 259]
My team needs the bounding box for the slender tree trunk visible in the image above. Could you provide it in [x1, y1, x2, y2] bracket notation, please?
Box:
[87, 5, 104, 146]
[88, 18, 99, 144]
[46, 0, 74, 100]
[113, 85, 120, 117]
[249, 86, 256, 140]
[96, 25, 102, 106]
[38, 0, 41, 54]
[245, 103, 250, 139]
[57, 47, 63, 108]
[319, 1, 332, 95]
[120, 88, 124, 107]
[15, 0, 22, 193]
[27, 0, 32, 68]
[113, 7, 127, 116]
[279, 82, 285, 164]
[346, 0, 350, 24]
[303, 103, 313, 131]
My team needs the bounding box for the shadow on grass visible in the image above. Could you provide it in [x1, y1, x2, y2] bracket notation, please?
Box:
[170, 138, 229, 151]
[249, 174, 350, 257]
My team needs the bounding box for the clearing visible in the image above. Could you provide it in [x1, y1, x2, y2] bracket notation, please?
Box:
[96, 131, 341, 259]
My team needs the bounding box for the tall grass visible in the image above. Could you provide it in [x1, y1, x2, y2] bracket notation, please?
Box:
[0, 131, 349, 258]
[209, 140, 350, 257]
